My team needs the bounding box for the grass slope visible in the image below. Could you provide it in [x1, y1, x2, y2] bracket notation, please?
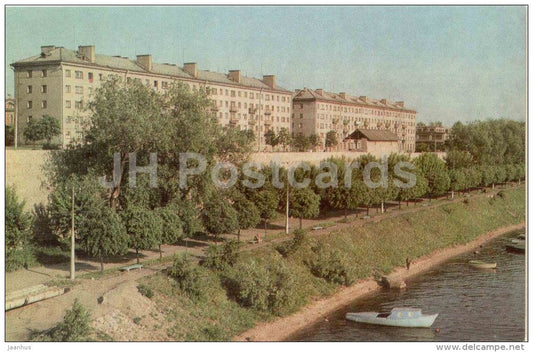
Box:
[138, 187, 525, 341]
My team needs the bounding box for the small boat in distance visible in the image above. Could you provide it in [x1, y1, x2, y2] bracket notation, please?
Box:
[506, 234, 526, 254]
[468, 260, 497, 269]
[345, 308, 438, 328]
[506, 242, 525, 254]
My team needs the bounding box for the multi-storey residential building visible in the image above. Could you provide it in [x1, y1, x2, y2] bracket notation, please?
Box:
[5, 94, 15, 126]
[415, 123, 449, 151]
[11, 45, 293, 148]
[292, 88, 417, 152]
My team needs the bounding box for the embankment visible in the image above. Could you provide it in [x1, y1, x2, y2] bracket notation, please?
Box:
[132, 186, 525, 342]
[232, 187, 525, 341]
[235, 222, 525, 341]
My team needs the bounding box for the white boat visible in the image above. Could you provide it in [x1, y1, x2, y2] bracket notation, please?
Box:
[345, 307, 438, 328]
[469, 260, 497, 269]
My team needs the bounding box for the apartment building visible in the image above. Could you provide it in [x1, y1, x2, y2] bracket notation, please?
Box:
[416, 123, 449, 151]
[11, 45, 293, 148]
[292, 88, 417, 153]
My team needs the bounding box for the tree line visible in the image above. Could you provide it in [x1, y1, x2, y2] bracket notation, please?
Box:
[5, 77, 526, 272]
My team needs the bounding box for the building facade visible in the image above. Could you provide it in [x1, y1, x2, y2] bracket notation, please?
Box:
[415, 123, 449, 151]
[292, 88, 417, 153]
[5, 94, 15, 126]
[11, 45, 293, 148]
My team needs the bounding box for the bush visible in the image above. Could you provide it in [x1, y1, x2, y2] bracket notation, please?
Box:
[276, 229, 307, 257]
[202, 240, 240, 270]
[6, 247, 36, 272]
[137, 284, 154, 299]
[32, 299, 92, 341]
[306, 243, 355, 286]
[168, 254, 214, 302]
[228, 258, 303, 315]
[42, 142, 61, 150]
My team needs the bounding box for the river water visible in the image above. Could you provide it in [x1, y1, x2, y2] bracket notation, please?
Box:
[289, 229, 526, 342]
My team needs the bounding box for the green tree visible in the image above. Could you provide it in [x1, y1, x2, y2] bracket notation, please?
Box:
[155, 205, 183, 258]
[414, 153, 450, 199]
[277, 128, 291, 151]
[6, 186, 34, 270]
[23, 119, 42, 145]
[415, 143, 429, 153]
[202, 196, 239, 241]
[45, 78, 253, 210]
[23, 115, 60, 146]
[231, 191, 261, 242]
[249, 184, 280, 236]
[325, 130, 338, 148]
[448, 168, 466, 198]
[309, 134, 321, 151]
[445, 150, 473, 170]
[78, 205, 129, 271]
[123, 206, 162, 264]
[264, 129, 278, 148]
[5, 124, 14, 146]
[49, 299, 91, 341]
[291, 133, 310, 152]
[289, 187, 320, 229]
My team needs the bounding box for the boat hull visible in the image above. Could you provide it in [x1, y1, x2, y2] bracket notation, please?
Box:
[345, 312, 438, 328]
[506, 244, 525, 254]
[469, 261, 497, 269]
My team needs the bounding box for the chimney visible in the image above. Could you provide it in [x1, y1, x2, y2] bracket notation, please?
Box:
[359, 96, 367, 102]
[380, 98, 388, 105]
[395, 101, 405, 108]
[78, 45, 95, 63]
[136, 54, 152, 71]
[41, 45, 56, 55]
[183, 62, 198, 78]
[339, 92, 347, 99]
[316, 89, 324, 96]
[228, 70, 241, 83]
[263, 75, 275, 89]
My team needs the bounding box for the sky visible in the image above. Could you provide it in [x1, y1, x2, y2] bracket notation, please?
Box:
[5, 6, 527, 125]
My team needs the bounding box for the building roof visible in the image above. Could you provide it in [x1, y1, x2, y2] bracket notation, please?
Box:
[11, 46, 290, 93]
[293, 87, 416, 113]
[345, 129, 399, 141]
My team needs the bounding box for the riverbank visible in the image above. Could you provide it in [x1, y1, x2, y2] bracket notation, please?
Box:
[234, 222, 525, 341]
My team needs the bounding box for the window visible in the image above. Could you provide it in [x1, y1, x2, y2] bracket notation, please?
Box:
[27, 101, 32, 109]
[75, 86, 83, 94]
[27, 116, 32, 122]
[26, 86, 32, 94]
[41, 70, 47, 77]
[66, 100, 72, 108]
[41, 85, 47, 93]
[75, 101, 83, 110]
[75, 71, 83, 79]
[238, 91, 241, 97]
[154, 81, 158, 88]
[99, 73, 104, 81]
[27, 71, 32, 78]
[162, 81, 168, 89]
[65, 85, 71, 93]
[65, 69, 71, 77]
[300, 113, 303, 119]
[88, 72, 93, 81]
[42, 100, 47, 109]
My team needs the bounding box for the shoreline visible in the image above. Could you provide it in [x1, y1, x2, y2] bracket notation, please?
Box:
[233, 222, 525, 342]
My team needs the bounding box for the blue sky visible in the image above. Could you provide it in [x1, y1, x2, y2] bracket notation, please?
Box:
[5, 6, 526, 125]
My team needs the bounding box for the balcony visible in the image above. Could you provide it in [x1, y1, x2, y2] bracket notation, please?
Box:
[248, 107, 257, 115]
[264, 109, 272, 116]
[248, 118, 257, 125]
[229, 106, 238, 113]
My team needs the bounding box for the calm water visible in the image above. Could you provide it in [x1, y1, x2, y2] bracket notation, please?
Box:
[289, 230, 526, 342]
